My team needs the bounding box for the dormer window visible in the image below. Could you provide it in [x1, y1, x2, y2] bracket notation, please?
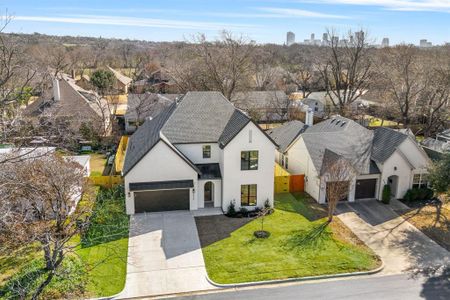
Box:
[202, 145, 211, 158]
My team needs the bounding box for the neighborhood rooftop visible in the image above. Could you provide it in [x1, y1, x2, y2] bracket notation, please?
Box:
[302, 116, 374, 174]
[268, 120, 306, 153]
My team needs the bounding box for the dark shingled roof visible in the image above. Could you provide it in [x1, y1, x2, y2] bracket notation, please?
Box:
[302, 116, 374, 175]
[162, 91, 238, 144]
[267, 120, 306, 153]
[218, 109, 251, 148]
[371, 127, 408, 164]
[129, 180, 194, 191]
[196, 163, 222, 179]
[122, 102, 177, 175]
[123, 91, 276, 176]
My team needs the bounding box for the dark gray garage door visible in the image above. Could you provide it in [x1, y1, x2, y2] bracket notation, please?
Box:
[355, 179, 377, 199]
[134, 189, 190, 213]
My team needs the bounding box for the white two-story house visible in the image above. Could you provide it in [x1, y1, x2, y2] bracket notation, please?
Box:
[122, 91, 277, 214]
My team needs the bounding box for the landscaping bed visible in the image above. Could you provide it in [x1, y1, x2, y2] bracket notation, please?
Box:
[196, 193, 380, 284]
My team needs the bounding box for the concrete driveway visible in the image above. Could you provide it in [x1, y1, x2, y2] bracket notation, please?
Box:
[337, 200, 450, 275]
[117, 211, 215, 298]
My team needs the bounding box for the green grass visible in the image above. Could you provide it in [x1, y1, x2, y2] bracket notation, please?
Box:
[202, 193, 380, 284]
[0, 187, 129, 299]
[76, 187, 129, 297]
[89, 153, 107, 177]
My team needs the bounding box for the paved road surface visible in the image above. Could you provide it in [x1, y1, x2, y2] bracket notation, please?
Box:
[173, 273, 449, 300]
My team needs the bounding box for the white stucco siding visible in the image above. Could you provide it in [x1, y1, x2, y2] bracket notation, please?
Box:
[197, 179, 222, 208]
[287, 138, 320, 201]
[397, 138, 430, 170]
[124, 141, 198, 214]
[175, 143, 221, 164]
[378, 150, 413, 200]
[221, 122, 276, 211]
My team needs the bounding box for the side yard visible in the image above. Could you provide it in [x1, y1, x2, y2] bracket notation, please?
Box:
[398, 202, 450, 251]
[0, 187, 129, 299]
[196, 193, 380, 284]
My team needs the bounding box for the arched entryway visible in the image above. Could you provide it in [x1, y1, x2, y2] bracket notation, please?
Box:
[204, 181, 214, 206]
[387, 175, 399, 199]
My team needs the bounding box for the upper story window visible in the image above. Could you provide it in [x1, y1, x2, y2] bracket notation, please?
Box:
[241, 151, 258, 170]
[202, 145, 211, 158]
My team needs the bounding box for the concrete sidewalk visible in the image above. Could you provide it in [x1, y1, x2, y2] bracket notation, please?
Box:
[337, 200, 450, 275]
[117, 211, 215, 299]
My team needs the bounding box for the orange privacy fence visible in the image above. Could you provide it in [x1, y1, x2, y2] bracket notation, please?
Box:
[274, 163, 304, 193]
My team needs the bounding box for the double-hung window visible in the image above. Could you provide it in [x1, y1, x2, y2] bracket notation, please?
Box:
[412, 173, 428, 189]
[241, 151, 258, 170]
[241, 184, 257, 206]
[203, 145, 211, 158]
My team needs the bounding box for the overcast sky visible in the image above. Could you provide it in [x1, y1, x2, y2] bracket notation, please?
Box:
[1, 0, 449, 45]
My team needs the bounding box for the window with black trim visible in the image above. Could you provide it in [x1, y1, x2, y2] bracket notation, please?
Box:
[202, 145, 211, 158]
[241, 184, 257, 206]
[241, 151, 258, 170]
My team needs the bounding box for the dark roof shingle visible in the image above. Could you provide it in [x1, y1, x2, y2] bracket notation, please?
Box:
[371, 127, 408, 164]
[268, 120, 306, 153]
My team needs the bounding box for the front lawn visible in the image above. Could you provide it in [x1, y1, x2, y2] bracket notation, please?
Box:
[0, 187, 129, 299]
[198, 193, 380, 284]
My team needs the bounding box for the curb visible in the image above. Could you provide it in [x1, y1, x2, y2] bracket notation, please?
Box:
[205, 260, 385, 288]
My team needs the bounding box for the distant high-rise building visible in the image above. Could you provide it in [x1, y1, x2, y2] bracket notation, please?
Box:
[286, 31, 295, 46]
[381, 38, 389, 47]
[310, 33, 315, 41]
[322, 33, 328, 42]
[420, 39, 432, 47]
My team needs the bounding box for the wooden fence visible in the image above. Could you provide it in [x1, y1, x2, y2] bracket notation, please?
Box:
[274, 163, 305, 194]
[114, 136, 128, 174]
[90, 175, 123, 188]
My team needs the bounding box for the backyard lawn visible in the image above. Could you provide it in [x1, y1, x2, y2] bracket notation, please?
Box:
[90, 153, 107, 177]
[0, 187, 129, 299]
[197, 193, 380, 284]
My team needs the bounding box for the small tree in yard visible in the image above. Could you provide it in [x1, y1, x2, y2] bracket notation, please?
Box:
[0, 154, 94, 299]
[254, 206, 271, 239]
[428, 153, 450, 202]
[322, 150, 355, 223]
[90, 70, 115, 95]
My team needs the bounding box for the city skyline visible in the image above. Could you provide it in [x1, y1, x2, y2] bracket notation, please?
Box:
[1, 0, 449, 45]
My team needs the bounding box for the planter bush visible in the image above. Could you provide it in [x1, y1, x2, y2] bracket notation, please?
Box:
[382, 184, 391, 204]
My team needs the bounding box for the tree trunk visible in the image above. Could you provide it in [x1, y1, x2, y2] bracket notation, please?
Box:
[31, 271, 55, 300]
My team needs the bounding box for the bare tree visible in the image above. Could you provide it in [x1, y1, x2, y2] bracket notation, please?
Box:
[0, 154, 94, 299]
[322, 150, 356, 222]
[285, 62, 323, 98]
[319, 29, 373, 116]
[378, 45, 425, 128]
[168, 31, 255, 99]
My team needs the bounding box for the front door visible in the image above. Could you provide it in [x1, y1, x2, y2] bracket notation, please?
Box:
[204, 181, 213, 205]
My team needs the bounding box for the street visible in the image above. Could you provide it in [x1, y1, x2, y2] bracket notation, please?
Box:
[172, 273, 450, 300]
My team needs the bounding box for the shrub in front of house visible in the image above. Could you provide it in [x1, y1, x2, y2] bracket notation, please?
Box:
[226, 200, 236, 217]
[382, 184, 391, 204]
[403, 187, 434, 203]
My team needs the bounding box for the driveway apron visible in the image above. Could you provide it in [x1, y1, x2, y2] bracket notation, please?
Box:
[337, 200, 450, 275]
[117, 211, 215, 298]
